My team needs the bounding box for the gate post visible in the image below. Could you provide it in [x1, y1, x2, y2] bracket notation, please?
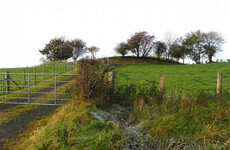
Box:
[2, 74, 5, 103]
[54, 75, 57, 105]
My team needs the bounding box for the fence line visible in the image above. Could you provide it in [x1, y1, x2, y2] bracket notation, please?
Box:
[115, 72, 230, 96]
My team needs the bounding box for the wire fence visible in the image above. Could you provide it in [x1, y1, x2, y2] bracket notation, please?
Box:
[115, 72, 230, 95]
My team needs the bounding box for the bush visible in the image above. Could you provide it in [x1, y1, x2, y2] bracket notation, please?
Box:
[74, 59, 115, 103]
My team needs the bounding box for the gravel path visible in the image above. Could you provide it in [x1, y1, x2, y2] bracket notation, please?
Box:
[0, 76, 76, 150]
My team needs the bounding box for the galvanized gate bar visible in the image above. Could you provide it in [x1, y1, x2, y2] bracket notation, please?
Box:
[54, 75, 57, 105]
[28, 74, 31, 104]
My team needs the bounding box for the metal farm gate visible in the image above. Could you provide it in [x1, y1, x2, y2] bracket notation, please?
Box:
[0, 73, 76, 106]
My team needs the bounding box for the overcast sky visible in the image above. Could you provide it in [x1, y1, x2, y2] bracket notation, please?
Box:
[0, 0, 229, 68]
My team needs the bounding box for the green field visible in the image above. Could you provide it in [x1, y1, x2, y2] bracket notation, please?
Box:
[115, 62, 230, 94]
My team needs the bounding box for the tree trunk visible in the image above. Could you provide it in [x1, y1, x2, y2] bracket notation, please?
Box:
[209, 55, 213, 63]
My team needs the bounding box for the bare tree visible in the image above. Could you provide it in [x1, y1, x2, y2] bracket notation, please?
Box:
[202, 31, 225, 63]
[163, 32, 177, 59]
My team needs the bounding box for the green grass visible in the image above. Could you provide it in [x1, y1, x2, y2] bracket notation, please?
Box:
[12, 100, 125, 150]
[132, 92, 230, 149]
[115, 62, 230, 94]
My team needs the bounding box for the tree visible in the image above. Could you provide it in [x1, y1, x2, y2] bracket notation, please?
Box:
[163, 32, 177, 59]
[88, 46, 100, 58]
[114, 42, 129, 57]
[154, 41, 167, 59]
[66, 39, 87, 61]
[127, 31, 155, 57]
[182, 30, 204, 64]
[170, 39, 187, 63]
[39, 37, 72, 61]
[202, 31, 225, 63]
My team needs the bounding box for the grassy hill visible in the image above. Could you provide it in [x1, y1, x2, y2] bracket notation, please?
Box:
[100, 56, 180, 65]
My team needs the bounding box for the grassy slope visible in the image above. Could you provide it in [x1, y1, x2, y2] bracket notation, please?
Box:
[115, 62, 230, 94]
[103, 56, 180, 65]
[11, 100, 125, 150]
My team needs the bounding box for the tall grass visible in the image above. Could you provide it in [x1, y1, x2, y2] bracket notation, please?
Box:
[116, 83, 230, 149]
[12, 100, 126, 150]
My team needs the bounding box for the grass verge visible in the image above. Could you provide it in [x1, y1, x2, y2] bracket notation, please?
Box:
[11, 100, 126, 150]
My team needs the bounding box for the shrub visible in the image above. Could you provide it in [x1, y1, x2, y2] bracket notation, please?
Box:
[74, 59, 115, 103]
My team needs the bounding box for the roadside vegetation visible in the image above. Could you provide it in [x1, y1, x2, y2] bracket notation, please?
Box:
[7, 58, 229, 150]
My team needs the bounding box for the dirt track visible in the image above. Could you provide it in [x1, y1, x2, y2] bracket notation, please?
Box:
[0, 105, 57, 150]
[0, 76, 76, 150]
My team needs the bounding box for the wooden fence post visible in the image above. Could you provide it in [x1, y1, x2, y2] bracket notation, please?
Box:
[159, 76, 165, 95]
[23, 69, 26, 87]
[34, 68, 37, 85]
[6, 71, 10, 94]
[108, 71, 116, 90]
[217, 73, 222, 96]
